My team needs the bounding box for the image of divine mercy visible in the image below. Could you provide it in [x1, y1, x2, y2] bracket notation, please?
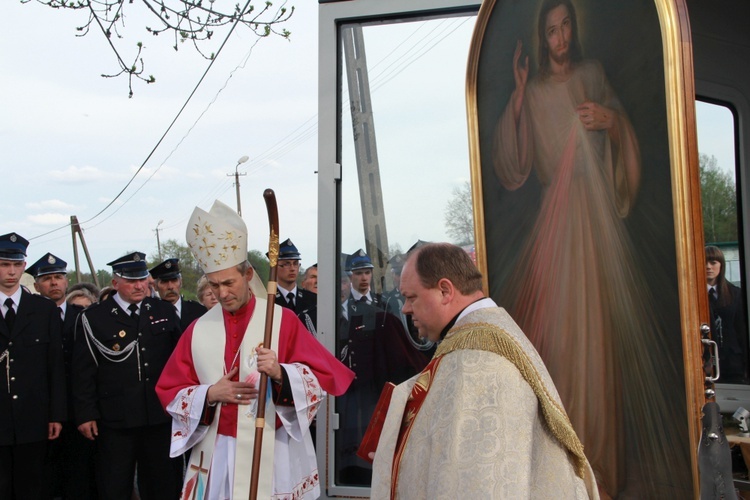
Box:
[491, 0, 686, 497]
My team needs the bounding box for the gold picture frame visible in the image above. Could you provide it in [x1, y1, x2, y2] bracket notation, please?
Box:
[466, 0, 705, 496]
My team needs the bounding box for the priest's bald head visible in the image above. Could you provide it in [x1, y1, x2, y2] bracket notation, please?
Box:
[400, 242, 484, 342]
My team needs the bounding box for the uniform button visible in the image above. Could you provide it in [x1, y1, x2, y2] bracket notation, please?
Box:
[7, 341, 12, 346]
[12, 395, 18, 400]
[10, 377, 15, 381]
[138, 333, 142, 337]
[353, 363, 357, 367]
[146, 378, 150, 381]
[141, 347, 146, 352]
[144, 362, 149, 367]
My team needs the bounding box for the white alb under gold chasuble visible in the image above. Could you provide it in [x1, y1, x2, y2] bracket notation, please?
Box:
[165, 301, 323, 500]
[371, 301, 599, 499]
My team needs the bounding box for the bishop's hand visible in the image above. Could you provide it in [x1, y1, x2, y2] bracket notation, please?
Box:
[207, 366, 260, 405]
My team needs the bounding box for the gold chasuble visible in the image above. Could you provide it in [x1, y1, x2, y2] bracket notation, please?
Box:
[371, 306, 598, 500]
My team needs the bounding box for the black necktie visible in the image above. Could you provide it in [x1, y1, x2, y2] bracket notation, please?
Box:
[58, 306, 64, 321]
[358, 296, 368, 304]
[709, 287, 718, 303]
[4, 298, 16, 331]
[286, 292, 296, 310]
[128, 303, 139, 321]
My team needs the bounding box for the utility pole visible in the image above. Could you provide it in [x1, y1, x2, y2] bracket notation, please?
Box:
[70, 215, 101, 288]
[343, 26, 390, 292]
[154, 220, 164, 260]
[228, 155, 249, 216]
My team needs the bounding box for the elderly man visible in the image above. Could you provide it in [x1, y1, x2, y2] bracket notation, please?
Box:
[149, 257, 207, 331]
[368, 242, 597, 499]
[0, 234, 66, 500]
[301, 263, 318, 293]
[156, 200, 354, 499]
[26, 254, 82, 377]
[72, 252, 183, 500]
[26, 253, 95, 499]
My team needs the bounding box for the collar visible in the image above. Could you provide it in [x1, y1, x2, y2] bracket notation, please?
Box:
[59, 300, 67, 317]
[113, 293, 142, 314]
[277, 284, 297, 297]
[223, 295, 257, 319]
[0, 287, 22, 311]
[350, 287, 372, 303]
[439, 297, 496, 340]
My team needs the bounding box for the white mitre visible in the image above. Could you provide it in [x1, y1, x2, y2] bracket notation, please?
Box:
[186, 199, 267, 299]
[187, 199, 248, 273]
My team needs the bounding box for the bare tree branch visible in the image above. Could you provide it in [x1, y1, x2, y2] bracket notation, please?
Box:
[22, 0, 294, 96]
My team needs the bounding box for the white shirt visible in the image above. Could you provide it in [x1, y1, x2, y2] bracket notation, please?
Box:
[0, 287, 23, 317]
[349, 286, 373, 304]
[113, 294, 142, 316]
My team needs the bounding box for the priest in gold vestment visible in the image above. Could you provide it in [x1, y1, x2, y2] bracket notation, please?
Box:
[369, 243, 598, 499]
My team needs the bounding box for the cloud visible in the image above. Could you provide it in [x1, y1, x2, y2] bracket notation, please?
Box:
[25, 199, 77, 211]
[50, 165, 115, 183]
[27, 213, 70, 225]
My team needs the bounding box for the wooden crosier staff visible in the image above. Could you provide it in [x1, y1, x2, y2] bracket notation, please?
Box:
[249, 188, 279, 500]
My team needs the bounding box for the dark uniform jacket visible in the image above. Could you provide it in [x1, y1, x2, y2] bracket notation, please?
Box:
[178, 297, 207, 331]
[710, 282, 748, 383]
[72, 295, 182, 429]
[275, 287, 316, 315]
[0, 290, 66, 445]
[62, 303, 84, 422]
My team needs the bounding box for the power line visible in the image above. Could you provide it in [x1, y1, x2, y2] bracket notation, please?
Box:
[28, 0, 261, 241]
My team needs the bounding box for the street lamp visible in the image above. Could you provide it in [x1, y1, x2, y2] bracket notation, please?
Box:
[230, 155, 249, 216]
[155, 219, 164, 260]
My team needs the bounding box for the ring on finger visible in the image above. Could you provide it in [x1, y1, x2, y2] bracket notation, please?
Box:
[236, 393, 242, 400]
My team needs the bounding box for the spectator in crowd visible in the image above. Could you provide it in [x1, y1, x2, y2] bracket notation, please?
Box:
[706, 245, 748, 383]
[197, 275, 218, 310]
[301, 264, 318, 293]
[149, 258, 207, 331]
[68, 282, 101, 303]
[0, 233, 66, 500]
[66, 289, 96, 309]
[73, 252, 183, 499]
[26, 253, 96, 499]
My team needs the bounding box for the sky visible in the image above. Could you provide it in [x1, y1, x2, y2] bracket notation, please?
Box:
[1, 0, 325, 272]
[1, 1, 733, 279]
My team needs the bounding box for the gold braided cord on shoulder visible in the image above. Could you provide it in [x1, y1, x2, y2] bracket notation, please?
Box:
[435, 322, 587, 479]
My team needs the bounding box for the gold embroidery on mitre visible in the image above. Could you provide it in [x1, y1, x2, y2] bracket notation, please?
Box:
[435, 323, 587, 479]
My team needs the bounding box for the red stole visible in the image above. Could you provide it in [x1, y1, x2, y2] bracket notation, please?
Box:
[391, 355, 444, 499]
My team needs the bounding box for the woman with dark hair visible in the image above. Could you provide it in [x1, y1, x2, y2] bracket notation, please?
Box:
[706, 245, 748, 383]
